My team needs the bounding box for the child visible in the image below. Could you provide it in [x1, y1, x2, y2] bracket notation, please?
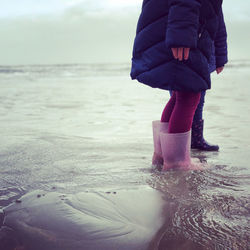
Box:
[130, 0, 228, 170]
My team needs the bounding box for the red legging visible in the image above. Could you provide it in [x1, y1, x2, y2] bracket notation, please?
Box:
[161, 91, 201, 133]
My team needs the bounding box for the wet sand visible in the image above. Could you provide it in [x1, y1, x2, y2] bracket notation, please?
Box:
[1, 188, 169, 250]
[0, 63, 249, 249]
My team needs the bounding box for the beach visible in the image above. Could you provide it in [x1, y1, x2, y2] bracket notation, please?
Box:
[0, 62, 249, 249]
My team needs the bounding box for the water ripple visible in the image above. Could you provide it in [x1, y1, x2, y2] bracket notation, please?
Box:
[148, 169, 250, 250]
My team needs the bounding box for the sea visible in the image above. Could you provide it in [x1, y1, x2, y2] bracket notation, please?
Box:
[0, 61, 249, 249]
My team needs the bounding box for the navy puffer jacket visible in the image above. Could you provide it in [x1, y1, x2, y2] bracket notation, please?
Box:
[130, 0, 228, 92]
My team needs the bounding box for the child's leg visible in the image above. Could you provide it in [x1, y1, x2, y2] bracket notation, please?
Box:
[193, 90, 205, 121]
[152, 92, 176, 165]
[161, 91, 176, 122]
[168, 91, 201, 133]
[191, 90, 219, 151]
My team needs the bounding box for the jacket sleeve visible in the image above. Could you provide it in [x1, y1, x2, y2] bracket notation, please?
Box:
[165, 0, 201, 48]
[214, 7, 228, 68]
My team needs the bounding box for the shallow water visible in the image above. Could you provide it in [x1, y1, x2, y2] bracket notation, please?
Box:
[0, 63, 249, 249]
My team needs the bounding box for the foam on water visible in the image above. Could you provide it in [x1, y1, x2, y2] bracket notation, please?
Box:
[0, 60, 249, 80]
[0, 63, 130, 80]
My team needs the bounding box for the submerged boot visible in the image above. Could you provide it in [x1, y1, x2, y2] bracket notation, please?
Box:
[152, 121, 169, 166]
[160, 130, 202, 171]
[191, 119, 219, 151]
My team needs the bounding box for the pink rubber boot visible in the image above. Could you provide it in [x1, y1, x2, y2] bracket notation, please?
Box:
[160, 130, 203, 171]
[152, 121, 169, 166]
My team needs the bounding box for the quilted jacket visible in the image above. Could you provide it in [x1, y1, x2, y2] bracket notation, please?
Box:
[130, 0, 228, 92]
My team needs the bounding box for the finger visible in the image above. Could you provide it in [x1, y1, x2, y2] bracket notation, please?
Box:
[216, 67, 224, 74]
[178, 47, 183, 61]
[184, 48, 190, 60]
[171, 48, 178, 59]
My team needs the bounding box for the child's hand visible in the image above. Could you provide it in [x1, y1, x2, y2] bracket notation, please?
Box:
[171, 48, 190, 61]
[216, 66, 224, 74]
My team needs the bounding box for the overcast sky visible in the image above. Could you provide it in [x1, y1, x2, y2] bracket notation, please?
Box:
[0, 0, 249, 65]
